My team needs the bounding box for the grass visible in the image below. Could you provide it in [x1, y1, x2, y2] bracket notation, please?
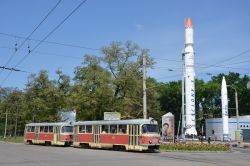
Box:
[160, 143, 231, 152]
[0, 136, 24, 144]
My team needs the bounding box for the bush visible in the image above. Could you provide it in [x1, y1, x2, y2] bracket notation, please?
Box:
[160, 143, 230, 152]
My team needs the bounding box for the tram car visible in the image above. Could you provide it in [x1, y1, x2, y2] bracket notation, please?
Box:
[73, 118, 160, 151]
[24, 122, 73, 146]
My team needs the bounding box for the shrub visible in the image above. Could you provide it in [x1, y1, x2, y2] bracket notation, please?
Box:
[160, 143, 230, 152]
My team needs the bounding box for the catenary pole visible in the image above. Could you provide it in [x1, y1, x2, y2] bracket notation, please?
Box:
[143, 54, 147, 119]
[4, 109, 8, 139]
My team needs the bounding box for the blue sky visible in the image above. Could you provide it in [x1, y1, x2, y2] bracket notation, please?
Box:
[0, 0, 250, 89]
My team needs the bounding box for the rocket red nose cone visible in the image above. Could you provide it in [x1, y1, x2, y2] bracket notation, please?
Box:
[186, 17, 193, 28]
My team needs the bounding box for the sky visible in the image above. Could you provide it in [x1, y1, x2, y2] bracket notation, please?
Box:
[0, 0, 250, 89]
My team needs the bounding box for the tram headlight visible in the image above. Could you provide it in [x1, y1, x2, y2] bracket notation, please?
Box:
[149, 140, 152, 144]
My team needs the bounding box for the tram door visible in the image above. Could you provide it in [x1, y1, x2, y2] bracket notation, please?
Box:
[35, 126, 39, 141]
[129, 125, 139, 147]
[73, 126, 78, 142]
[93, 125, 100, 144]
[55, 126, 60, 142]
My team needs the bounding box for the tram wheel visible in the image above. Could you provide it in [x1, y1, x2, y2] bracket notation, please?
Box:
[27, 140, 33, 145]
[45, 141, 51, 146]
[113, 145, 126, 151]
[113, 145, 119, 151]
[80, 143, 90, 149]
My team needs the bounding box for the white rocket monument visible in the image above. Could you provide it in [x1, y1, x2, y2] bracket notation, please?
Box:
[183, 17, 197, 137]
[221, 76, 229, 140]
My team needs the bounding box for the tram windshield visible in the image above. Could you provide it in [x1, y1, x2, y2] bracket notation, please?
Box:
[142, 124, 159, 134]
[61, 126, 73, 133]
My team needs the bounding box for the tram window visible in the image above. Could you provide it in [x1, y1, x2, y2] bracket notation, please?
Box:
[40, 126, 44, 132]
[49, 126, 53, 132]
[79, 125, 86, 133]
[110, 125, 117, 134]
[118, 125, 127, 134]
[142, 124, 159, 133]
[44, 126, 48, 133]
[86, 125, 92, 133]
[27, 126, 35, 132]
[142, 125, 146, 133]
[61, 126, 73, 133]
[27, 126, 31, 132]
[102, 125, 109, 133]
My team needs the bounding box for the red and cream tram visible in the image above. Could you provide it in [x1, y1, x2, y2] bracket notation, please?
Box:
[73, 118, 160, 151]
[24, 122, 73, 146]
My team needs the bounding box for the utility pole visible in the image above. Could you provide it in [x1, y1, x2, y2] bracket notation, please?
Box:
[143, 53, 147, 119]
[227, 85, 241, 141]
[235, 88, 239, 130]
[228, 85, 240, 130]
[14, 106, 19, 140]
[4, 109, 8, 140]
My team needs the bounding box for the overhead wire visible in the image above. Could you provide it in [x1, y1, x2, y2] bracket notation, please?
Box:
[201, 49, 250, 69]
[155, 74, 182, 81]
[0, 45, 84, 60]
[0, 66, 30, 73]
[0, 0, 62, 75]
[154, 58, 250, 69]
[0, 32, 100, 51]
[0, 0, 89, 86]
[0, 44, 249, 85]
[150, 49, 250, 80]
[153, 49, 250, 72]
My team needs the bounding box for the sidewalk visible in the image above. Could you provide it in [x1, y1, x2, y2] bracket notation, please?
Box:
[212, 140, 250, 149]
[231, 141, 250, 148]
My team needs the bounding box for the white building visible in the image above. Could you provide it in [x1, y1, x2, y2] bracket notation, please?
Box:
[206, 115, 250, 141]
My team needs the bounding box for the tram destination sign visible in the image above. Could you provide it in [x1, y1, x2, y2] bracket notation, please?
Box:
[104, 112, 121, 120]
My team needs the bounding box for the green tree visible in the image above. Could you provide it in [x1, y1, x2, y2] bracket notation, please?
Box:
[0, 88, 24, 136]
[157, 81, 182, 132]
[72, 55, 113, 120]
[24, 70, 63, 122]
[211, 72, 250, 116]
[102, 41, 156, 118]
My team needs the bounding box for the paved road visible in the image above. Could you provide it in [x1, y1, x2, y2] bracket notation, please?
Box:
[1, 142, 250, 166]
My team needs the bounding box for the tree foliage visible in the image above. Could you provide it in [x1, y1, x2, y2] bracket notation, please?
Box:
[0, 41, 249, 137]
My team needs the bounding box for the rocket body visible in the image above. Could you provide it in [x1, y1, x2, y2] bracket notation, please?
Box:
[221, 77, 229, 137]
[184, 18, 197, 136]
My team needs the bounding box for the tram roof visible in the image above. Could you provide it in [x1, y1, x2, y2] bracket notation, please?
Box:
[26, 122, 72, 127]
[73, 118, 158, 125]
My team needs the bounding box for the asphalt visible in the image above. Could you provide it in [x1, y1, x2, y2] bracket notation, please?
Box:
[0, 142, 250, 166]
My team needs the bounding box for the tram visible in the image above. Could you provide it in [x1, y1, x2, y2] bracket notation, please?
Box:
[24, 122, 73, 146]
[73, 118, 160, 151]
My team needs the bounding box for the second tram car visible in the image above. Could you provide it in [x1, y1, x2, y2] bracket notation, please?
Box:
[24, 122, 73, 146]
[73, 118, 160, 151]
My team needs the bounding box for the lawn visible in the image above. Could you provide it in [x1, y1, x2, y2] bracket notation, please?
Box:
[0, 136, 24, 144]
